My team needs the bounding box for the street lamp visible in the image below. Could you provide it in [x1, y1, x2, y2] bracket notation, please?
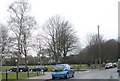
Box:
[15, 59, 18, 63]
[26, 60, 29, 77]
[40, 54, 42, 65]
[98, 25, 101, 70]
[38, 62, 40, 65]
[15, 59, 18, 80]
[27, 60, 28, 64]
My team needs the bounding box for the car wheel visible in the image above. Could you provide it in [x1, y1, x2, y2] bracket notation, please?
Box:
[52, 76, 55, 79]
[117, 69, 120, 73]
[72, 74, 74, 77]
[65, 73, 69, 79]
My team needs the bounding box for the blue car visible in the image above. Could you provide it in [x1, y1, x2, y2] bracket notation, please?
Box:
[51, 64, 75, 79]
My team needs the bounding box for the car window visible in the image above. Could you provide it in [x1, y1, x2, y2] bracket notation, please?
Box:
[54, 65, 65, 70]
[36, 65, 45, 68]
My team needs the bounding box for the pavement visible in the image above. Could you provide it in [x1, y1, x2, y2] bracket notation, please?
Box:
[73, 68, 118, 79]
[27, 72, 51, 79]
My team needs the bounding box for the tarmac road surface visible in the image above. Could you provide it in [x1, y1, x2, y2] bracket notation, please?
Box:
[25, 68, 119, 81]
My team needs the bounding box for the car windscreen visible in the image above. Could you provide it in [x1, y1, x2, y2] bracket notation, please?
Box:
[36, 66, 44, 68]
[54, 65, 65, 70]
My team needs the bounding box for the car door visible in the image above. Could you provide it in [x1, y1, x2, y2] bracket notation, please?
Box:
[67, 69, 71, 77]
[69, 69, 74, 77]
[69, 69, 72, 76]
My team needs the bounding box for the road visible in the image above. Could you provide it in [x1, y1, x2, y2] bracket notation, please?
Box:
[26, 68, 119, 81]
[73, 68, 118, 79]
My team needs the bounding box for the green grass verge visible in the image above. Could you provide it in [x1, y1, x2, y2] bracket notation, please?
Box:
[2, 72, 42, 80]
[2, 66, 14, 72]
[2, 64, 87, 72]
[1, 64, 88, 81]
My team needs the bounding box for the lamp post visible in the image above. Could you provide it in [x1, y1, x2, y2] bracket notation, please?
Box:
[26, 60, 29, 77]
[40, 54, 42, 65]
[15, 59, 18, 80]
[0, 54, 2, 81]
[98, 25, 101, 70]
[38, 62, 40, 65]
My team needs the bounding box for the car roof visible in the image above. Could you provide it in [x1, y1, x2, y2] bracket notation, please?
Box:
[106, 63, 112, 65]
[55, 64, 70, 67]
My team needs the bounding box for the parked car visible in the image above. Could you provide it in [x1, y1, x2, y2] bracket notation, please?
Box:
[30, 65, 48, 72]
[117, 69, 120, 72]
[51, 64, 75, 79]
[112, 63, 117, 67]
[105, 63, 114, 69]
[9, 66, 28, 72]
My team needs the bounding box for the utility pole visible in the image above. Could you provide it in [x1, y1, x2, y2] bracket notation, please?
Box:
[98, 25, 101, 70]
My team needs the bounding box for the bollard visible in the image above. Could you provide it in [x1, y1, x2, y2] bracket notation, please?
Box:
[27, 70, 29, 77]
[16, 69, 18, 80]
[37, 71, 39, 76]
[6, 69, 8, 81]
[43, 70, 45, 75]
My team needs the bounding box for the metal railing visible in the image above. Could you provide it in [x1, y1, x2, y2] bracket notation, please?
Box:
[3, 69, 45, 81]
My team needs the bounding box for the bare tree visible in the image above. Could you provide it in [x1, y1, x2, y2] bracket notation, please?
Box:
[0, 23, 8, 69]
[8, 0, 36, 67]
[43, 15, 78, 63]
[86, 34, 104, 46]
[86, 34, 104, 67]
[0, 24, 9, 62]
[32, 34, 46, 65]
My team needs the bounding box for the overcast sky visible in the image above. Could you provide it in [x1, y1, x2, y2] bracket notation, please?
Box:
[0, 0, 119, 48]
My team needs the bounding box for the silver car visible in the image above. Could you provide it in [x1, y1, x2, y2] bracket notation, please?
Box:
[105, 63, 114, 69]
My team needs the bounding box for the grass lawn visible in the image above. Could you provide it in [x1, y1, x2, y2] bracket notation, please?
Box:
[2, 66, 14, 72]
[2, 64, 87, 72]
[70, 64, 87, 69]
[2, 72, 42, 80]
[1, 64, 89, 81]
[1, 64, 88, 81]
